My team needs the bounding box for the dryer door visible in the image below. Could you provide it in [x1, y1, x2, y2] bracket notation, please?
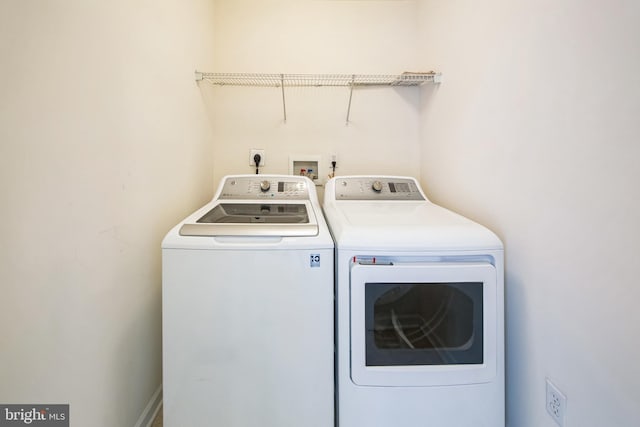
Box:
[350, 261, 497, 386]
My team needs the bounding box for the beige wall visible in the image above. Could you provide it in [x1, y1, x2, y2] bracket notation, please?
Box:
[417, 1, 640, 426]
[208, 0, 424, 196]
[0, 1, 215, 425]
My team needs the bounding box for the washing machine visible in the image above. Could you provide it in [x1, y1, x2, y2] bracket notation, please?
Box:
[323, 176, 504, 427]
[162, 175, 334, 427]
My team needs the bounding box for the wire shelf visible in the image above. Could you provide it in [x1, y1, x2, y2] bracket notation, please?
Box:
[194, 71, 442, 123]
[195, 72, 442, 87]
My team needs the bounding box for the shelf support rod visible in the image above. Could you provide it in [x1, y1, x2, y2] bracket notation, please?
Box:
[346, 75, 355, 125]
[281, 74, 287, 123]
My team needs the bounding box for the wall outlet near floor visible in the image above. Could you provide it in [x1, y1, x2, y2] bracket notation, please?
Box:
[546, 378, 567, 426]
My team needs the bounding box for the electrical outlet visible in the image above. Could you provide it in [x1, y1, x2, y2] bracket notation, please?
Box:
[329, 153, 338, 177]
[249, 149, 265, 166]
[546, 379, 566, 426]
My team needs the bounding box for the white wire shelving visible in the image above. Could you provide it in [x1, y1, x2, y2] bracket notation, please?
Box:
[195, 71, 442, 124]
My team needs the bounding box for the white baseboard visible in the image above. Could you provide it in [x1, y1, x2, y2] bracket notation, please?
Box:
[134, 384, 162, 427]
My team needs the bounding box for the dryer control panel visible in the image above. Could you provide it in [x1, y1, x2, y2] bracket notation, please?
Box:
[334, 177, 425, 200]
[219, 176, 310, 200]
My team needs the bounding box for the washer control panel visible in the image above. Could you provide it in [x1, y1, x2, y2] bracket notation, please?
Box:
[334, 177, 425, 200]
[219, 176, 310, 200]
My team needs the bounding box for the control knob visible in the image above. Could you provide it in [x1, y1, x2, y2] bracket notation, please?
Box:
[260, 180, 271, 192]
[371, 180, 383, 193]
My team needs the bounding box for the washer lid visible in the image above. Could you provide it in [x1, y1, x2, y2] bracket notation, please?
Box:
[179, 201, 318, 237]
[199, 203, 309, 224]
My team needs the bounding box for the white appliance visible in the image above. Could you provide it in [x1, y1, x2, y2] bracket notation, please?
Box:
[323, 176, 504, 427]
[162, 175, 334, 427]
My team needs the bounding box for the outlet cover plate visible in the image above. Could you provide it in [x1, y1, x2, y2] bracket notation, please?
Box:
[249, 149, 265, 166]
[546, 378, 566, 426]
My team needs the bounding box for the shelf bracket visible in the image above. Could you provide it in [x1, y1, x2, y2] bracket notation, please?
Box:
[346, 75, 355, 125]
[281, 74, 287, 123]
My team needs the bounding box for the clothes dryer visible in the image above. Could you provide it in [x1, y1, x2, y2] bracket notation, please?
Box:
[323, 176, 504, 427]
[162, 175, 334, 427]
